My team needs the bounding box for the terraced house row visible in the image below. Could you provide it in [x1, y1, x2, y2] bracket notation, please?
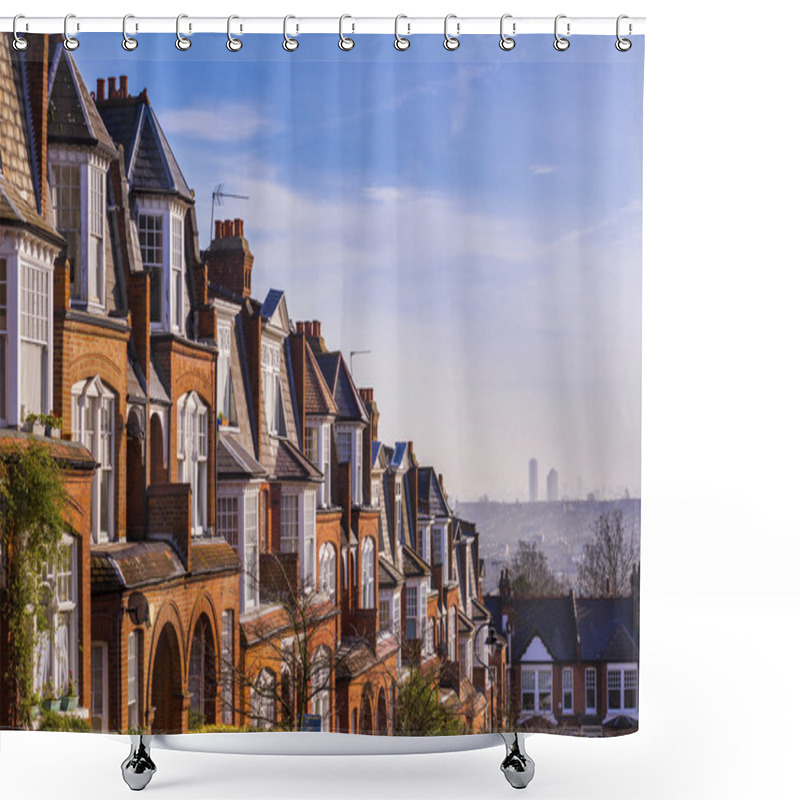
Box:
[0, 34, 504, 736]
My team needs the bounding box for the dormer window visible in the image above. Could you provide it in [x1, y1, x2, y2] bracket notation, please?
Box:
[136, 199, 185, 333]
[217, 322, 236, 425]
[261, 340, 284, 436]
[50, 150, 108, 310]
[336, 425, 363, 506]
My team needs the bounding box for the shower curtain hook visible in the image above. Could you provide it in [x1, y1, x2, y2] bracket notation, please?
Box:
[394, 15, 410, 50]
[615, 15, 632, 51]
[283, 15, 299, 51]
[63, 14, 80, 51]
[553, 14, 570, 51]
[122, 15, 138, 51]
[339, 15, 355, 51]
[176, 14, 191, 50]
[444, 14, 460, 51]
[499, 14, 516, 51]
[12, 15, 29, 51]
[227, 15, 243, 51]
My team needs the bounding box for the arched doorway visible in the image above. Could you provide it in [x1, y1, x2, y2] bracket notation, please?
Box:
[377, 688, 388, 735]
[151, 622, 182, 733]
[359, 686, 373, 735]
[188, 615, 217, 727]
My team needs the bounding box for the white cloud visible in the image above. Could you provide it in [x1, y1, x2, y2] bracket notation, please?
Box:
[531, 164, 557, 175]
[159, 103, 280, 143]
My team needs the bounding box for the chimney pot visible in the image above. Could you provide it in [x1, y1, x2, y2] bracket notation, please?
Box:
[108, 76, 117, 96]
[223, 219, 234, 238]
[120, 75, 129, 97]
[234, 218, 244, 237]
[96, 78, 106, 101]
[214, 219, 223, 239]
[312, 320, 321, 337]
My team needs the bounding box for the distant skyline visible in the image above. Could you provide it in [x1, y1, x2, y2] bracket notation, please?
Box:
[77, 34, 643, 501]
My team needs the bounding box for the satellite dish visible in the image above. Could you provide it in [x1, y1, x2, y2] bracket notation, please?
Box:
[127, 592, 152, 627]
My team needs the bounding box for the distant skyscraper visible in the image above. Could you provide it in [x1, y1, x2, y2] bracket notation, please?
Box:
[528, 458, 538, 502]
[547, 468, 559, 502]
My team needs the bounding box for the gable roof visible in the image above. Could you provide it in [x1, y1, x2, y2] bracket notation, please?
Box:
[47, 45, 117, 157]
[315, 351, 368, 423]
[260, 289, 291, 331]
[274, 438, 323, 483]
[418, 467, 450, 517]
[96, 87, 192, 202]
[303, 341, 338, 417]
[402, 544, 431, 578]
[378, 555, 404, 589]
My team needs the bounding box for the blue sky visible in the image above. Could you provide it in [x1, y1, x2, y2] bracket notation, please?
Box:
[77, 34, 643, 501]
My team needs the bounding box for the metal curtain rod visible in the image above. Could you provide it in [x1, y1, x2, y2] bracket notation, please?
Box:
[0, 16, 645, 36]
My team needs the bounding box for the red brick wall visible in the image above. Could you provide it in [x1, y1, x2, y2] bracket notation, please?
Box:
[146, 484, 192, 570]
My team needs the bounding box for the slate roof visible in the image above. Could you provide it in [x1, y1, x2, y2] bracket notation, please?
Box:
[148, 358, 170, 404]
[378, 555, 404, 589]
[485, 594, 639, 665]
[91, 541, 185, 592]
[402, 544, 431, 578]
[191, 539, 243, 576]
[457, 609, 475, 634]
[274, 438, 323, 483]
[217, 434, 267, 479]
[337, 635, 399, 679]
[315, 352, 368, 423]
[127, 359, 147, 404]
[418, 467, 450, 518]
[303, 342, 338, 417]
[260, 289, 285, 323]
[47, 45, 117, 157]
[575, 597, 639, 661]
[96, 88, 192, 202]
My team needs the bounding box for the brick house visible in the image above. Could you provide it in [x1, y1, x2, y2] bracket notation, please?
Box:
[0, 33, 97, 728]
[486, 572, 640, 736]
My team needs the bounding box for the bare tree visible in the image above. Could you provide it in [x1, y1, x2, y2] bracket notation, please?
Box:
[218, 555, 339, 732]
[577, 509, 639, 597]
[509, 540, 565, 597]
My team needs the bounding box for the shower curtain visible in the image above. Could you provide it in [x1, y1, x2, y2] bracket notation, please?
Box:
[0, 27, 643, 740]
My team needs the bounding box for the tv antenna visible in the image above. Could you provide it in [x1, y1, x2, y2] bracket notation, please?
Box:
[210, 183, 249, 243]
[349, 349, 372, 376]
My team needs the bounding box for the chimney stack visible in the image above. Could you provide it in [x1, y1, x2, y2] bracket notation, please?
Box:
[107, 76, 117, 96]
[96, 78, 106, 102]
[119, 75, 129, 97]
[206, 218, 254, 299]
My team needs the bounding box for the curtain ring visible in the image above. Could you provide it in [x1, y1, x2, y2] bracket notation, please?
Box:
[12, 15, 29, 51]
[553, 14, 570, 51]
[443, 14, 460, 51]
[122, 15, 138, 51]
[227, 15, 242, 51]
[64, 14, 80, 51]
[339, 14, 355, 51]
[616, 15, 632, 51]
[176, 14, 191, 50]
[283, 15, 299, 51]
[499, 14, 516, 51]
[394, 15, 410, 51]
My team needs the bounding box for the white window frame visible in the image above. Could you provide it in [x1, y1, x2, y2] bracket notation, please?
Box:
[448, 606, 456, 661]
[128, 632, 139, 730]
[72, 376, 115, 543]
[395, 478, 404, 546]
[360, 537, 375, 609]
[405, 585, 418, 640]
[91, 641, 108, 733]
[305, 422, 332, 508]
[219, 487, 260, 611]
[217, 322, 234, 425]
[177, 392, 208, 536]
[318, 542, 336, 599]
[606, 663, 638, 718]
[336, 425, 363, 506]
[280, 488, 317, 590]
[49, 147, 109, 312]
[585, 667, 597, 714]
[520, 665, 554, 715]
[261, 340, 282, 436]
[562, 667, 573, 714]
[137, 211, 164, 323]
[170, 213, 184, 332]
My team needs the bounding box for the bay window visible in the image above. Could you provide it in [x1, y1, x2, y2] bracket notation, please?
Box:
[448, 606, 456, 661]
[218, 490, 259, 611]
[177, 392, 208, 536]
[88, 166, 105, 303]
[138, 213, 163, 323]
[336, 425, 363, 505]
[72, 377, 115, 542]
[360, 537, 375, 609]
[432, 526, 449, 582]
[50, 163, 82, 300]
[305, 423, 331, 507]
[280, 489, 316, 589]
[20, 262, 50, 419]
[521, 666, 553, 714]
[170, 214, 184, 331]
[395, 479, 404, 545]
[280, 493, 299, 553]
[405, 585, 418, 640]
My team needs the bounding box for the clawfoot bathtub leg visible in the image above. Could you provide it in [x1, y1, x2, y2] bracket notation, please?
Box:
[499, 733, 535, 790]
[121, 735, 157, 791]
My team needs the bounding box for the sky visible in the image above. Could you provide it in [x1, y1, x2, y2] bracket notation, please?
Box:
[76, 34, 643, 501]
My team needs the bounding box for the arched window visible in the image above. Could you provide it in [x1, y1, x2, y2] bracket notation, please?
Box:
[318, 542, 336, 599]
[177, 391, 208, 536]
[311, 646, 332, 732]
[72, 376, 115, 542]
[251, 668, 276, 729]
[360, 537, 375, 609]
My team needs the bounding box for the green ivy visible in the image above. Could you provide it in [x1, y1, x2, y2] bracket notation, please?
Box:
[0, 442, 70, 729]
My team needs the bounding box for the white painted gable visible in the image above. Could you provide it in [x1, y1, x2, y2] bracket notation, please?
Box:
[520, 635, 553, 662]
